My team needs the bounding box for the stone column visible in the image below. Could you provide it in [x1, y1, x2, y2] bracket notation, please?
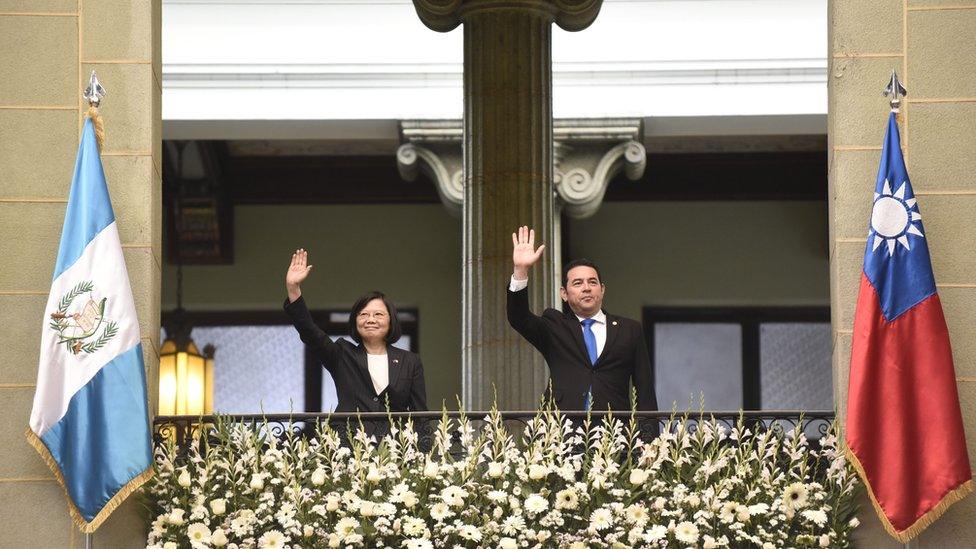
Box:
[410, 0, 603, 410]
[0, 2, 161, 547]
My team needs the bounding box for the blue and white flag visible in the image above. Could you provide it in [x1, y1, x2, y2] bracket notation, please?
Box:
[26, 117, 153, 533]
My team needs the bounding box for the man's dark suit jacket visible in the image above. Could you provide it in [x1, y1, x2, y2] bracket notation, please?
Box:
[507, 286, 657, 412]
[284, 296, 427, 413]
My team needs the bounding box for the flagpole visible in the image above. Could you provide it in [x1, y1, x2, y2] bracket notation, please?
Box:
[85, 533, 93, 549]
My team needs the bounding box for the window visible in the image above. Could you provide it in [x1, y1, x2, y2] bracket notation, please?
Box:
[643, 307, 831, 411]
[160, 309, 418, 414]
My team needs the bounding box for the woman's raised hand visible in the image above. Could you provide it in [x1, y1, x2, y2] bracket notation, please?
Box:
[511, 225, 545, 280]
[286, 248, 313, 302]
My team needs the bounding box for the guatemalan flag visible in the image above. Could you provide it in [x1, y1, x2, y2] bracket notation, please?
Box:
[25, 116, 153, 533]
[846, 112, 972, 541]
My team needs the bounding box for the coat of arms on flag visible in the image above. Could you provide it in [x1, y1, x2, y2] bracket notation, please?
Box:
[845, 111, 972, 542]
[25, 101, 153, 533]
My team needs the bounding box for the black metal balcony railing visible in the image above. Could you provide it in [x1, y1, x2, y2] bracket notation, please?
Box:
[153, 410, 835, 458]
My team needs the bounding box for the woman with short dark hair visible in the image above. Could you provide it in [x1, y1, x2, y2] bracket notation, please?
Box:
[283, 248, 427, 413]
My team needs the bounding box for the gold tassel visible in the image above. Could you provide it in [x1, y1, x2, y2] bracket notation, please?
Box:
[85, 106, 105, 152]
[25, 427, 154, 533]
[846, 445, 973, 542]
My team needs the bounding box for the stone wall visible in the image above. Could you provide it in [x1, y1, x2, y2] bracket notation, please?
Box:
[829, 2, 976, 546]
[0, 1, 160, 546]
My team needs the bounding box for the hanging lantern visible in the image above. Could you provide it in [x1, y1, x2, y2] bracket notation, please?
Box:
[158, 263, 214, 416]
[159, 311, 207, 416]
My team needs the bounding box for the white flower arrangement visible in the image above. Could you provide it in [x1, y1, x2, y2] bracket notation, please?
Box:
[145, 407, 858, 548]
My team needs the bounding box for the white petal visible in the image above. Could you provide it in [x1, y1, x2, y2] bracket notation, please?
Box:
[894, 182, 907, 200]
[887, 239, 896, 256]
[907, 224, 924, 237]
[897, 235, 911, 250]
[906, 198, 917, 208]
[883, 180, 892, 196]
[912, 211, 922, 221]
[874, 192, 881, 200]
[873, 235, 884, 251]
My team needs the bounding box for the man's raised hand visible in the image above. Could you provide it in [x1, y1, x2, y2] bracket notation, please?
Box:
[286, 248, 313, 302]
[512, 226, 545, 280]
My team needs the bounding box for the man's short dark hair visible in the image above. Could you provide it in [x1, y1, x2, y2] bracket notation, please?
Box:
[348, 291, 402, 344]
[562, 258, 603, 287]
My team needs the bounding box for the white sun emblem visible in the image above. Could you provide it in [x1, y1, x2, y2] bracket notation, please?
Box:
[870, 178, 924, 257]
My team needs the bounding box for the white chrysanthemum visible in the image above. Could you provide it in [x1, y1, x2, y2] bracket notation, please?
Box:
[555, 488, 578, 510]
[802, 509, 829, 527]
[589, 507, 613, 531]
[403, 539, 433, 549]
[783, 482, 810, 509]
[645, 524, 668, 542]
[457, 524, 482, 541]
[501, 515, 526, 535]
[210, 528, 228, 547]
[335, 517, 360, 539]
[258, 530, 287, 549]
[528, 463, 548, 480]
[429, 502, 453, 521]
[498, 537, 518, 549]
[487, 490, 508, 504]
[402, 517, 426, 536]
[441, 486, 468, 507]
[674, 521, 699, 544]
[488, 461, 505, 478]
[748, 503, 769, 516]
[524, 493, 549, 515]
[625, 504, 649, 526]
[186, 523, 210, 544]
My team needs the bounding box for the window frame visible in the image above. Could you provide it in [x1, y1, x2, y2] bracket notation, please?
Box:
[642, 306, 829, 410]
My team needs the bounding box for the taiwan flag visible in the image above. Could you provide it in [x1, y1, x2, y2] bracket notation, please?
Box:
[846, 112, 972, 541]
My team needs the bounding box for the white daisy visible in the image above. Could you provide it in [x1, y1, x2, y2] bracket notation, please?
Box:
[258, 530, 287, 549]
[186, 523, 210, 544]
[589, 507, 613, 531]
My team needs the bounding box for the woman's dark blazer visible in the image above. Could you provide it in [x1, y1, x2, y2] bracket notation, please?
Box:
[284, 296, 427, 413]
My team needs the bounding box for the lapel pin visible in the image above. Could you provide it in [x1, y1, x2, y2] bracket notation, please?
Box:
[393, 359, 399, 364]
[612, 321, 618, 326]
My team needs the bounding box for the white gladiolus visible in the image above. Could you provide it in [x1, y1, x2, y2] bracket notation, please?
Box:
[145, 410, 858, 548]
[366, 467, 383, 483]
[177, 469, 191, 488]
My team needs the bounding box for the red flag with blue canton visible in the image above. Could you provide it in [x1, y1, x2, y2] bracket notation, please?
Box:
[845, 112, 972, 542]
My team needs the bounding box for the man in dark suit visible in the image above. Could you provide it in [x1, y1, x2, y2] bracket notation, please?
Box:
[507, 226, 657, 412]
